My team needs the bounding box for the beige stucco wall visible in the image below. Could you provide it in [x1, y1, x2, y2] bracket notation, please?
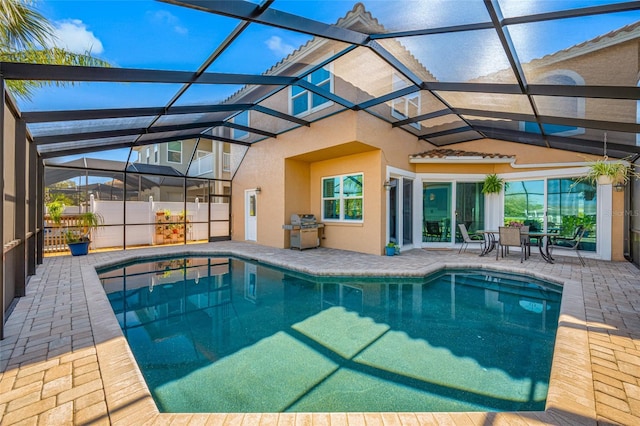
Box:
[233, 108, 626, 258]
[232, 110, 430, 254]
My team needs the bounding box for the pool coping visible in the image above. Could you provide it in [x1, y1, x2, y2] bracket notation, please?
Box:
[83, 244, 594, 425]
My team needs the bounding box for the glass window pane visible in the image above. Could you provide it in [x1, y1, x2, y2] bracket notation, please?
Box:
[344, 199, 363, 220]
[311, 93, 329, 109]
[547, 178, 596, 251]
[504, 180, 545, 227]
[423, 182, 452, 242]
[311, 67, 330, 84]
[343, 174, 363, 196]
[455, 182, 484, 242]
[323, 177, 340, 197]
[233, 111, 249, 139]
[293, 92, 309, 115]
[323, 200, 340, 220]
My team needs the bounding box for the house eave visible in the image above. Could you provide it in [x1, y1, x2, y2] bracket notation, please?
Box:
[409, 157, 514, 164]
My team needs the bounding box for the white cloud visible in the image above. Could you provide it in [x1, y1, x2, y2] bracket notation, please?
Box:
[265, 35, 295, 57]
[51, 19, 104, 55]
[147, 10, 188, 35]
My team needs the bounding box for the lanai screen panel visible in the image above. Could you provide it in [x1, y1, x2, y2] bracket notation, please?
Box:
[436, 92, 535, 116]
[276, 0, 491, 31]
[509, 12, 640, 87]
[3, 0, 638, 161]
[29, 117, 158, 139]
[378, 30, 518, 84]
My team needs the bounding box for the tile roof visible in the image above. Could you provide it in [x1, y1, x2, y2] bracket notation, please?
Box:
[410, 149, 515, 161]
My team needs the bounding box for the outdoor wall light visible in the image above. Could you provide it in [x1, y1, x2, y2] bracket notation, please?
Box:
[255, 186, 262, 194]
[614, 182, 625, 192]
[383, 180, 392, 191]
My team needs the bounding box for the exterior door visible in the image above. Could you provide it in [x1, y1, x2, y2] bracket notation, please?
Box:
[423, 182, 452, 243]
[245, 189, 257, 241]
[455, 182, 485, 242]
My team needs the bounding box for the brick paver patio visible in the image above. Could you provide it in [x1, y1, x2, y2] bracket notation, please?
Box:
[0, 241, 638, 425]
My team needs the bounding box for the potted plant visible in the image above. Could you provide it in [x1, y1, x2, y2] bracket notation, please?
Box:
[65, 212, 104, 256]
[481, 174, 504, 194]
[581, 159, 635, 186]
[46, 199, 66, 225]
[385, 242, 398, 256]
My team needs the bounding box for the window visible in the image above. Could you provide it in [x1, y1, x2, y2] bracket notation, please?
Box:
[145, 148, 150, 164]
[167, 141, 182, 163]
[153, 145, 158, 163]
[322, 173, 363, 221]
[391, 74, 420, 130]
[291, 66, 332, 116]
[523, 72, 584, 136]
[232, 110, 249, 140]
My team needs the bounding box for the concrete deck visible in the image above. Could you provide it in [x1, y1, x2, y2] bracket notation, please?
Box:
[0, 241, 638, 425]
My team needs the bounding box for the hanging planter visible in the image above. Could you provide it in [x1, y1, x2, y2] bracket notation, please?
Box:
[578, 158, 638, 187]
[588, 161, 628, 185]
[481, 174, 504, 195]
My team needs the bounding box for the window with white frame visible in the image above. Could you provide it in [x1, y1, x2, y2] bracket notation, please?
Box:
[232, 110, 249, 139]
[153, 145, 158, 163]
[167, 141, 182, 163]
[145, 147, 150, 164]
[391, 74, 420, 130]
[291, 66, 332, 116]
[322, 173, 363, 221]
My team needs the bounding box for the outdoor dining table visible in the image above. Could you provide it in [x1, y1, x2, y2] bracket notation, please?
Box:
[475, 229, 556, 263]
[526, 232, 558, 264]
[475, 230, 498, 256]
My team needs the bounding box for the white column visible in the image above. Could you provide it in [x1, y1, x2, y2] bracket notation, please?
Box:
[597, 183, 612, 260]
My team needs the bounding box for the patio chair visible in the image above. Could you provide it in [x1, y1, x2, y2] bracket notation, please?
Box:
[519, 225, 533, 256]
[424, 221, 442, 241]
[496, 226, 526, 262]
[458, 223, 485, 253]
[549, 226, 587, 266]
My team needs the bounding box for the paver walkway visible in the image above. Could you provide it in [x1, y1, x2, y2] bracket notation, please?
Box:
[0, 241, 638, 425]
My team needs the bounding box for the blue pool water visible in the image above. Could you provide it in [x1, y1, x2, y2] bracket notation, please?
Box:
[98, 256, 562, 413]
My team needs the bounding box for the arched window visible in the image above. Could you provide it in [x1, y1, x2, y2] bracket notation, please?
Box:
[524, 71, 585, 136]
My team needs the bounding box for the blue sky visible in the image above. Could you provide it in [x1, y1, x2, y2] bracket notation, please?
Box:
[18, 0, 640, 113]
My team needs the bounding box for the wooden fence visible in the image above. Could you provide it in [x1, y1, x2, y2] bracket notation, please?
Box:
[44, 215, 87, 254]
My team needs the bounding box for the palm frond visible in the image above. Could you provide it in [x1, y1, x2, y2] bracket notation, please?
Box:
[0, 0, 52, 50]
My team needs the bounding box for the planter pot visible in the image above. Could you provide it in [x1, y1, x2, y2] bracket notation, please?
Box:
[68, 241, 90, 256]
[597, 175, 614, 185]
[385, 246, 395, 256]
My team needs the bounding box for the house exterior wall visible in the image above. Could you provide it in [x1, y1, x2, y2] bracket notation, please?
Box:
[232, 108, 626, 259]
[231, 110, 428, 255]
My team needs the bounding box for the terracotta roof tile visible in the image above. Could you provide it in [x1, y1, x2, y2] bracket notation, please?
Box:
[410, 149, 514, 160]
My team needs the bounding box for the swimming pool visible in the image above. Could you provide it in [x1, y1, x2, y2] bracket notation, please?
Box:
[99, 256, 562, 413]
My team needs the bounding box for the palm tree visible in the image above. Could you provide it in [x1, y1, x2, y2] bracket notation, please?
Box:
[0, 0, 109, 99]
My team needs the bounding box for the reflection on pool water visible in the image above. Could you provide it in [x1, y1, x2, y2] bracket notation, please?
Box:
[98, 256, 562, 413]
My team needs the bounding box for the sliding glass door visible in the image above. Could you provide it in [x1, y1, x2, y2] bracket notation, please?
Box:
[455, 182, 485, 242]
[504, 178, 596, 252]
[423, 183, 452, 243]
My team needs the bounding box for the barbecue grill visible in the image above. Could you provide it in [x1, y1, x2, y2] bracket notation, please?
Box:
[282, 214, 324, 250]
